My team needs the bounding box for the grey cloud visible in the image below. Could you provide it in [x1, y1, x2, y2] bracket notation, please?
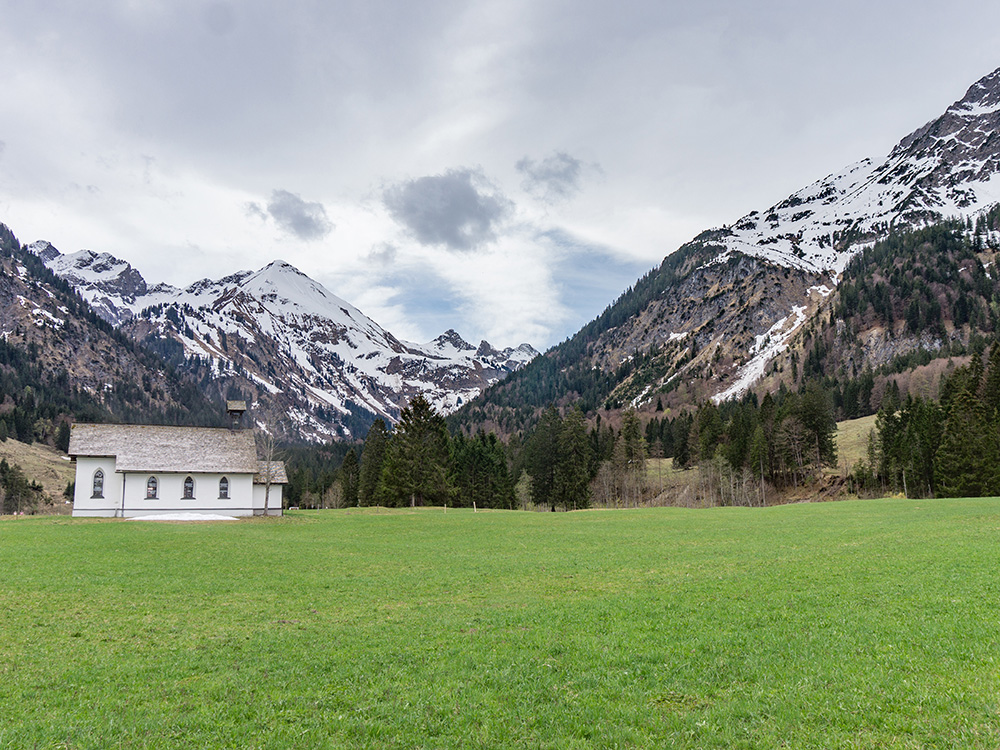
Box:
[245, 201, 268, 222]
[383, 169, 512, 251]
[516, 152, 588, 202]
[369, 242, 398, 264]
[203, 2, 237, 36]
[247, 189, 333, 241]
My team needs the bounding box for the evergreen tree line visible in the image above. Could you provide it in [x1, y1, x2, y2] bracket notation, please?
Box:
[648, 383, 837, 499]
[311, 380, 838, 513]
[287, 395, 517, 510]
[855, 340, 1000, 498]
[514, 379, 836, 509]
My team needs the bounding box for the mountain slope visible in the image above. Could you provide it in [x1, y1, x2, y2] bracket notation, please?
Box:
[709, 66, 1000, 276]
[28, 243, 538, 440]
[452, 66, 1000, 434]
[0, 226, 227, 441]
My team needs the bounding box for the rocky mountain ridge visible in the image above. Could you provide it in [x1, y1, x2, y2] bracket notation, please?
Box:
[27, 241, 538, 440]
[0, 227, 224, 434]
[644, 67, 1000, 405]
[707, 67, 1000, 277]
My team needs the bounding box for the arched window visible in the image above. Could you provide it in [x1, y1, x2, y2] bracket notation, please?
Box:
[183, 476, 195, 499]
[92, 469, 104, 498]
[146, 476, 158, 499]
[219, 476, 229, 499]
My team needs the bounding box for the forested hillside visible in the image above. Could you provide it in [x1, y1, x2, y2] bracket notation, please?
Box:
[782, 213, 1000, 419]
[855, 340, 1000, 498]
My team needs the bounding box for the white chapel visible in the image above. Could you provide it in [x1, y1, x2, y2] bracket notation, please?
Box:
[68, 403, 286, 518]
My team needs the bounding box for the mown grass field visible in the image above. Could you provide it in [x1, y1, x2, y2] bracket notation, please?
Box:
[2, 500, 1000, 748]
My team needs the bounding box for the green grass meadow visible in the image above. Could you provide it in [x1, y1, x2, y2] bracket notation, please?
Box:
[3, 500, 1000, 748]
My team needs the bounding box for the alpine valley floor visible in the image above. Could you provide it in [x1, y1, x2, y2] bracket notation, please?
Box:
[2, 501, 999, 749]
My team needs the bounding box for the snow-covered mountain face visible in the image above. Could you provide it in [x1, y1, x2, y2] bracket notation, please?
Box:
[652, 66, 1000, 403]
[27, 242, 149, 325]
[29, 245, 537, 440]
[707, 67, 1000, 277]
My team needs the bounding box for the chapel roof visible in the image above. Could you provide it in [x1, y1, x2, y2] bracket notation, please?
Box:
[255, 461, 289, 484]
[68, 423, 261, 475]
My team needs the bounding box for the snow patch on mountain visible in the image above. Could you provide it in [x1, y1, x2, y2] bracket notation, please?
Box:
[712, 302, 808, 405]
[28, 242, 150, 325]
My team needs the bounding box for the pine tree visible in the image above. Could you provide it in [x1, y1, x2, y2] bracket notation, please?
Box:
[55, 421, 70, 453]
[758, 393, 777, 482]
[525, 406, 562, 510]
[621, 410, 646, 465]
[797, 382, 837, 470]
[970, 350, 985, 393]
[981, 342, 1000, 420]
[339, 448, 359, 507]
[747, 424, 768, 505]
[935, 389, 995, 498]
[694, 403, 722, 463]
[358, 419, 389, 506]
[898, 396, 942, 498]
[874, 398, 902, 488]
[672, 412, 693, 469]
[377, 396, 452, 507]
[620, 410, 646, 506]
[554, 408, 592, 510]
[723, 404, 756, 470]
[0, 458, 37, 515]
[451, 431, 516, 509]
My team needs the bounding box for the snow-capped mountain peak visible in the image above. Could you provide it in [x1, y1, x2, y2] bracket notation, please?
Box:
[26, 240, 60, 263]
[703, 65, 1000, 278]
[943, 67, 1000, 119]
[32, 244, 538, 439]
[29, 242, 150, 324]
[432, 329, 476, 354]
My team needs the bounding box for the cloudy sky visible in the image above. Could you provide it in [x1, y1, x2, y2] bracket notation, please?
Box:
[1, 1, 999, 350]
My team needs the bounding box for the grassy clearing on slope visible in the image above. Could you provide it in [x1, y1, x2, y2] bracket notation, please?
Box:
[2, 501, 1000, 748]
[0, 437, 74, 512]
[835, 414, 878, 472]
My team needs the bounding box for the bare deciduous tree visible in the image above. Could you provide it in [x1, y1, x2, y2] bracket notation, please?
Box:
[256, 429, 282, 515]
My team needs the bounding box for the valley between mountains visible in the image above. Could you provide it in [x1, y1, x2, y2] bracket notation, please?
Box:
[6, 67, 1000, 508]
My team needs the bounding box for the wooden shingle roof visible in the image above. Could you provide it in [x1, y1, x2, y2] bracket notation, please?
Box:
[68, 423, 259, 474]
[255, 461, 289, 484]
